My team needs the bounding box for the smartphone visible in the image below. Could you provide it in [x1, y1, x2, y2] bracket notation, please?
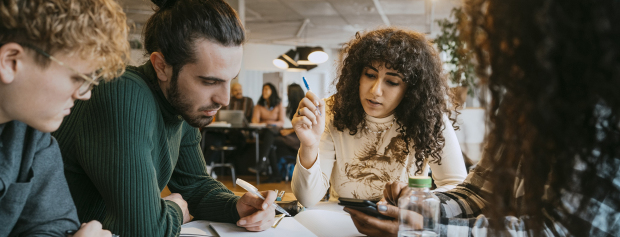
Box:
[338, 197, 395, 220]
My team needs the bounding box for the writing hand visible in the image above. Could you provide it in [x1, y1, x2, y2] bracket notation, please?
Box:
[236, 190, 277, 231]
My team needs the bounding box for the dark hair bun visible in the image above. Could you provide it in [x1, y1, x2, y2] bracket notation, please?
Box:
[151, 0, 175, 10]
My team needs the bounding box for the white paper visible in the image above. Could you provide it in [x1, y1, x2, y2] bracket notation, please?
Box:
[181, 201, 363, 237]
[293, 210, 364, 237]
[209, 217, 316, 237]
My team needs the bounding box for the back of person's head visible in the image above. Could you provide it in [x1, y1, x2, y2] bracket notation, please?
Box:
[286, 83, 304, 120]
[463, 0, 620, 234]
[258, 82, 280, 108]
[331, 27, 457, 175]
[144, 0, 245, 70]
[0, 0, 129, 80]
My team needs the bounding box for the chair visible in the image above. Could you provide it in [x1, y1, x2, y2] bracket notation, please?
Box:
[209, 145, 237, 187]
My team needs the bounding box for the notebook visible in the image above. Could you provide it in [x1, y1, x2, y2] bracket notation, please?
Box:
[209, 217, 316, 237]
[180, 202, 363, 237]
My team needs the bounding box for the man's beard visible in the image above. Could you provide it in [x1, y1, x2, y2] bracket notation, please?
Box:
[167, 70, 220, 128]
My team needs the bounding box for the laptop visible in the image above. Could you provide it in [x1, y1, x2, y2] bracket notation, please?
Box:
[216, 110, 247, 127]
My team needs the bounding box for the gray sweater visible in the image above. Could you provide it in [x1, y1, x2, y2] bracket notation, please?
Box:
[0, 121, 79, 236]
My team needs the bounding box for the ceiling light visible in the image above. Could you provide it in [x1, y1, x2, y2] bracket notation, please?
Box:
[272, 48, 322, 71]
[273, 58, 288, 69]
[297, 47, 314, 65]
[297, 46, 328, 65]
[308, 50, 328, 64]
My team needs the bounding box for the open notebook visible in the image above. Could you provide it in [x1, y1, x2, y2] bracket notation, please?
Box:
[180, 207, 363, 237]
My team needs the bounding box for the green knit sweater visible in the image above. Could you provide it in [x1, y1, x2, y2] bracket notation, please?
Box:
[53, 61, 241, 237]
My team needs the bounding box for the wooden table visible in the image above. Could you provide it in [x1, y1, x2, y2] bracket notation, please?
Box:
[233, 191, 296, 201]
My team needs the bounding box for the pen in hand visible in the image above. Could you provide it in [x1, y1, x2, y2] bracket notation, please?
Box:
[302, 77, 321, 116]
[236, 178, 291, 216]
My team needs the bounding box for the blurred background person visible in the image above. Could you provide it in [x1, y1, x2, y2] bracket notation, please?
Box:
[203, 82, 252, 174]
[251, 82, 286, 182]
[252, 82, 285, 127]
[222, 82, 253, 122]
[265, 83, 305, 183]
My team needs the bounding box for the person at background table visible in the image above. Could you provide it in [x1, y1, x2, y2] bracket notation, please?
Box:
[0, 0, 129, 235]
[203, 82, 253, 167]
[52, 0, 278, 236]
[251, 82, 287, 183]
[264, 83, 305, 183]
[344, 0, 620, 236]
[275, 84, 304, 162]
[291, 28, 467, 207]
[252, 82, 285, 127]
[222, 82, 254, 122]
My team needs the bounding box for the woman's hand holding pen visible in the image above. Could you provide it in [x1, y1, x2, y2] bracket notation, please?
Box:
[292, 91, 325, 169]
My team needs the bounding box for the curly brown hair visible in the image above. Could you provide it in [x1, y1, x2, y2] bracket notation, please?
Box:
[329, 27, 458, 175]
[0, 0, 129, 81]
[463, 0, 620, 235]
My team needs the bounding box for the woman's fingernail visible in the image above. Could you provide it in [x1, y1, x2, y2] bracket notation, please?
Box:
[238, 220, 246, 225]
[262, 203, 268, 209]
[378, 205, 387, 212]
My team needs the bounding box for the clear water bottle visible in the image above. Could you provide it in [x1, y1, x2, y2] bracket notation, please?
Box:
[398, 176, 440, 237]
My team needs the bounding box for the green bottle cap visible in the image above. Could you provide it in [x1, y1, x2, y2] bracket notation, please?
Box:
[408, 176, 432, 188]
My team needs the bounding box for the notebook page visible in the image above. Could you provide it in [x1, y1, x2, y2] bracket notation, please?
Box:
[209, 217, 316, 237]
[293, 210, 364, 237]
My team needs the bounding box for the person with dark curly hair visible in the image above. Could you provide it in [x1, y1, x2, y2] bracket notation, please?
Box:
[290, 28, 467, 207]
[344, 0, 620, 236]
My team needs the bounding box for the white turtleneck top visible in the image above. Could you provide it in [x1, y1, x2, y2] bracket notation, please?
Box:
[291, 106, 467, 207]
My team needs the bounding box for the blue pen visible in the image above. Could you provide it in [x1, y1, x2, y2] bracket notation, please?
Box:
[302, 77, 321, 116]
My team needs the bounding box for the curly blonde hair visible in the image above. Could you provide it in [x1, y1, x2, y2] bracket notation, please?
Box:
[0, 0, 129, 80]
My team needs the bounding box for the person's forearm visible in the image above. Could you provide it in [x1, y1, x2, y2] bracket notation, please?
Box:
[273, 120, 284, 127]
[169, 141, 242, 223]
[299, 144, 319, 169]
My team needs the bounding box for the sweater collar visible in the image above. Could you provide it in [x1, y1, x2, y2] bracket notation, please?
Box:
[130, 60, 183, 123]
[365, 113, 396, 124]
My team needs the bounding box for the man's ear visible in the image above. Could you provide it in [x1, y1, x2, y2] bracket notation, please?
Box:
[150, 52, 172, 83]
[0, 43, 24, 84]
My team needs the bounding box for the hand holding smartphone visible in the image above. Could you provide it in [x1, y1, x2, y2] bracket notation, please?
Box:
[338, 197, 395, 220]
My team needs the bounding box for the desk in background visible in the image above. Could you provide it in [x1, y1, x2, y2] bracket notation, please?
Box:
[203, 126, 265, 185]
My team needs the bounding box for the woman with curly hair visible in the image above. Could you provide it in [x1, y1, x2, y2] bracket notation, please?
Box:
[291, 28, 467, 207]
[345, 0, 620, 236]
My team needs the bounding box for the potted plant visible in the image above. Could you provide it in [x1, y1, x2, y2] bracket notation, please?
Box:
[435, 7, 477, 107]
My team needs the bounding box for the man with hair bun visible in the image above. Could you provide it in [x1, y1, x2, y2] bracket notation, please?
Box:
[0, 0, 129, 235]
[53, 0, 277, 236]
